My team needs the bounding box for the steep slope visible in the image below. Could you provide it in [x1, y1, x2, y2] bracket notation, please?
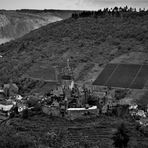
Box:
[0, 10, 74, 44]
[0, 14, 148, 93]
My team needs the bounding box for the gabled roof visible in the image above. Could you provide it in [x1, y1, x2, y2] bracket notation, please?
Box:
[4, 83, 19, 91]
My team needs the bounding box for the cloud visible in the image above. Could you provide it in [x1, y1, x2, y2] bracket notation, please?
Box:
[75, 0, 85, 7]
[79, 0, 148, 9]
[0, 0, 147, 10]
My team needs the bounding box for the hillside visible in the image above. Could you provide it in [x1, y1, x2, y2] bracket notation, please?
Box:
[1, 114, 147, 148]
[0, 9, 74, 44]
[0, 13, 148, 93]
[0, 11, 148, 148]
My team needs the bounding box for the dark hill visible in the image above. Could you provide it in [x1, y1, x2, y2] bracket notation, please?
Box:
[0, 13, 148, 93]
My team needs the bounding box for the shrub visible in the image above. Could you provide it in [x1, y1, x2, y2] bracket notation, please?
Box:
[21, 109, 29, 119]
[42, 129, 67, 148]
[112, 123, 129, 148]
[0, 127, 35, 148]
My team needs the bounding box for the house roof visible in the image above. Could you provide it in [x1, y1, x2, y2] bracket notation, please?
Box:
[4, 83, 19, 91]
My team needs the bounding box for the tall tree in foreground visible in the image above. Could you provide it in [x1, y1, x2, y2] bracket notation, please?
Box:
[112, 123, 129, 148]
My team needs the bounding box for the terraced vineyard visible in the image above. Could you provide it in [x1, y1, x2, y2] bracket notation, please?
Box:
[0, 113, 146, 147]
[93, 63, 148, 89]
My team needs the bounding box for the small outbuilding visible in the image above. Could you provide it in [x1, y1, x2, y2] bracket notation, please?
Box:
[4, 82, 19, 97]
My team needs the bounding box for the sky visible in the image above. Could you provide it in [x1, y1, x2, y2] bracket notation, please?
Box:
[0, 0, 147, 10]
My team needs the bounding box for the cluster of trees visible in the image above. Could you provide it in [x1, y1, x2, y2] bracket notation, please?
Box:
[15, 9, 72, 14]
[112, 123, 129, 148]
[72, 6, 148, 19]
[16, 9, 48, 13]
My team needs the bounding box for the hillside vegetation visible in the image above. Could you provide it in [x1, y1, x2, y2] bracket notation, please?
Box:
[0, 8, 148, 93]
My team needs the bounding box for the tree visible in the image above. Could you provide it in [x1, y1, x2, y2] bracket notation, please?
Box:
[112, 123, 129, 148]
[43, 129, 67, 148]
[21, 108, 29, 119]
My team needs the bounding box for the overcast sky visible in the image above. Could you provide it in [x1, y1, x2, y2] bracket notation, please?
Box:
[0, 0, 147, 10]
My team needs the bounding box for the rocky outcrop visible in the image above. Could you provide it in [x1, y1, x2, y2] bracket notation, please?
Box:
[0, 10, 72, 44]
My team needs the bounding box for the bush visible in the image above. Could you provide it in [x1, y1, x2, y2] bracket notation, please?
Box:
[42, 129, 68, 148]
[112, 123, 129, 148]
[0, 127, 35, 148]
[115, 89, 127, 100]
[21, 109, 29, 119]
